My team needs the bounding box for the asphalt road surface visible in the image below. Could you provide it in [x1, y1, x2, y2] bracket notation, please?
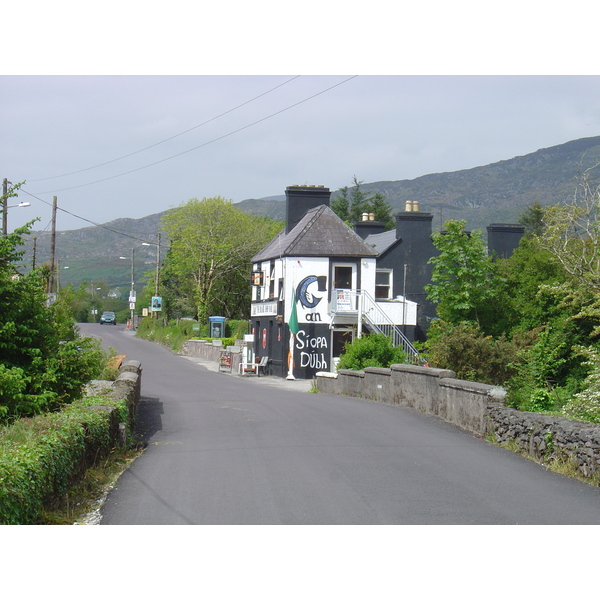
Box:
[79, 323, 600, 525]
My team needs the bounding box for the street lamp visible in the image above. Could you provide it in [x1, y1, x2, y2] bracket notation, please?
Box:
[1, 200, 30, 236]
[119, 250, 137, 329]
[142, 232, 162, 310]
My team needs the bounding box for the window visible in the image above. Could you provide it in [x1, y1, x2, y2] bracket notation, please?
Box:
[334, 265, 353, 289]
[269, 262, 275, 298]
[375, 269, 392, 299]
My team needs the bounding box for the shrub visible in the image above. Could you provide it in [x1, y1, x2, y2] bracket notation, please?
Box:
[1, 224, 107, 422]
[0, 396, 128, 524]
[505, 324, 589, 412]
[227, 319, 250, 339]
[561, 346, 600, 423]
[337, 333, 407, 370]
[424, 320, 518, 385]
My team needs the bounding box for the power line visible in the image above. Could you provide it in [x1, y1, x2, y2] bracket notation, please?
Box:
[34, 76, 359, 195]
[20, 188, 164, 245]
[30, 76, 302, 183]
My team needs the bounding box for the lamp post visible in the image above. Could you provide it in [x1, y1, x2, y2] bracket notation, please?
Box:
[2, 192, 30, 236]
[142, 233, 162, 316]
[119, 250, 137, 329]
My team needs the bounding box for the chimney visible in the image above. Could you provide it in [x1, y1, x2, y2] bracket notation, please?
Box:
[395, 211, 433, 241]
[486, 223, 525, 259]
[285, 185, 331, 234]
[354, 219, 386, 239]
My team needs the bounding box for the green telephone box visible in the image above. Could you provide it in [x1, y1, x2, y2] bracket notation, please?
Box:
[209, 316, 226, 338]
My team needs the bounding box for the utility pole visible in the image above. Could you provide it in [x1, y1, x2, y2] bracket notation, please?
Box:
[130, 247, 135, 329]
[48, 196, 57, 293]
[155, 232, 161, 296]
[2, 178, 7, 236]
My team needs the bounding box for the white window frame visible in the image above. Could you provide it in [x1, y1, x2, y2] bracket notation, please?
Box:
[375, 268, 393, 300]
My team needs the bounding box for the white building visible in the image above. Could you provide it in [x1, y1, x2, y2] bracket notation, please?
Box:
[250, 185, 418, 380]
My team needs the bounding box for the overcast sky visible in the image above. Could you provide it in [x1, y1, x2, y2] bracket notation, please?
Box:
[4, 1, 599, 585]
[3, 74, 599, 233]
[2, 4, 600, 234]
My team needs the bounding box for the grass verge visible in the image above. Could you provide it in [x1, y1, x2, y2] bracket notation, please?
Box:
[485, 434, 600, 487]
[38, 445, 145, 525]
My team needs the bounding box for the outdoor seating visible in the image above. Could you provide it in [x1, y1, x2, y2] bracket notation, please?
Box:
[239, 355, 269, 376]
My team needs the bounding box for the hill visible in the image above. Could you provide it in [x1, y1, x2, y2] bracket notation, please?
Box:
[21, 135, 600, 289]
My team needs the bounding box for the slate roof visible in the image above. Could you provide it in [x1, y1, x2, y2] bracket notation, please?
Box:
[252, 205, 379, 262]
[364, 229, 399, 255]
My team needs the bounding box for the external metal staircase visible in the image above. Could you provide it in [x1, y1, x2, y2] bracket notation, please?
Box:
[331, 289, 421, 362]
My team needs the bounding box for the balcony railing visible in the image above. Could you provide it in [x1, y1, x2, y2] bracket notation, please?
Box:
[332, 289, 420, 361]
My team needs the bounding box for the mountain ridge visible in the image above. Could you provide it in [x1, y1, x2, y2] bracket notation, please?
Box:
[22, 135, 600, 288]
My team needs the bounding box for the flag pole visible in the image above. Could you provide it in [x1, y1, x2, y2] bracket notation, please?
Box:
[286, 284, 299, 380]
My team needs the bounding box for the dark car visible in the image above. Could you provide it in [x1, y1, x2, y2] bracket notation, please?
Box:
[100, 311, 117, 325]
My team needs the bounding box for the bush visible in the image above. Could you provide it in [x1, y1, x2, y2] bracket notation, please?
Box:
[337, 333, 407, 370]
[227, 319, 250, 339]
[0, 395, 128, 524]
[561, 346, 600, 423]
[424, 320, 518, 385]
[505, 323, 590, 412]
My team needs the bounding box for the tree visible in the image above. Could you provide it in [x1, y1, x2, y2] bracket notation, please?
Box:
[493, 236, 567, 334]
[368, 191, 395, 230]
[425, 219, 500, 329]
[519, 200, 546, 237]
[332, 176, 395, 230]
[330, 186, 350, 222]
[535, 167, 600, 289]
[161, 197, 283, 324]
[0, 223, 104, 421]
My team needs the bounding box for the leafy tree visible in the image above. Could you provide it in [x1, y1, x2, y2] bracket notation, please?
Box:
[493, 236, 567, 334]
[535, 167, 600, 290]
[161, 197, 283, 324]
[561, 345, 600, 423]
[0, 223, 105, 421]
[425, 219, 500, 330]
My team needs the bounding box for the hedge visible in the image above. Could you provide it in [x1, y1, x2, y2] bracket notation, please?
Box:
[0, 396, 129, 525]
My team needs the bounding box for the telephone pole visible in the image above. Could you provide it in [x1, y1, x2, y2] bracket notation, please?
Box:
[47, 196, 57, 293]
[2, 178, 7, 236]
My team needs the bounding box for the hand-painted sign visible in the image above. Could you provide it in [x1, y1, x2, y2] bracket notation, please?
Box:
[296, 275, 327, 309]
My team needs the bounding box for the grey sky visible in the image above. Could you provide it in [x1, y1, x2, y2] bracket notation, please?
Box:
[3, 0, 598, 589]
[2, 2, 599, 233]
[2, 74, 600, 232]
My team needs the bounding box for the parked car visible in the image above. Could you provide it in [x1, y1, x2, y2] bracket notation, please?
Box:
[100, 311, 117, 325]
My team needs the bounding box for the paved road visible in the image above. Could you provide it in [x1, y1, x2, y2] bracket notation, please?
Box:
[80, 323, 600, 524]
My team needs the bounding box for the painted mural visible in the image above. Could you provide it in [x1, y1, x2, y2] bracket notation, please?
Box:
[286, 274, 330, 380]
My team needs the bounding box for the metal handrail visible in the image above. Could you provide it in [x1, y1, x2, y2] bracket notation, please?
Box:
[332, 288, 420, 361]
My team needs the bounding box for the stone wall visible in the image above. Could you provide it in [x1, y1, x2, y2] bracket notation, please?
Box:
[315, 364, 600, 478]
[486, 405, 600, 478]
[182, 339, 244, 373]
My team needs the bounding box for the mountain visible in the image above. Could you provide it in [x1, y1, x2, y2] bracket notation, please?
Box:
[235, 135, 600, 231]
[21, 135, 600, 289]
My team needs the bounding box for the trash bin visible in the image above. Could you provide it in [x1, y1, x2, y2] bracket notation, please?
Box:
[208, 316, 226, 338]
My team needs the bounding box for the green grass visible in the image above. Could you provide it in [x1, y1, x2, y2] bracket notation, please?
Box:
[38, 446, 144, 525]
